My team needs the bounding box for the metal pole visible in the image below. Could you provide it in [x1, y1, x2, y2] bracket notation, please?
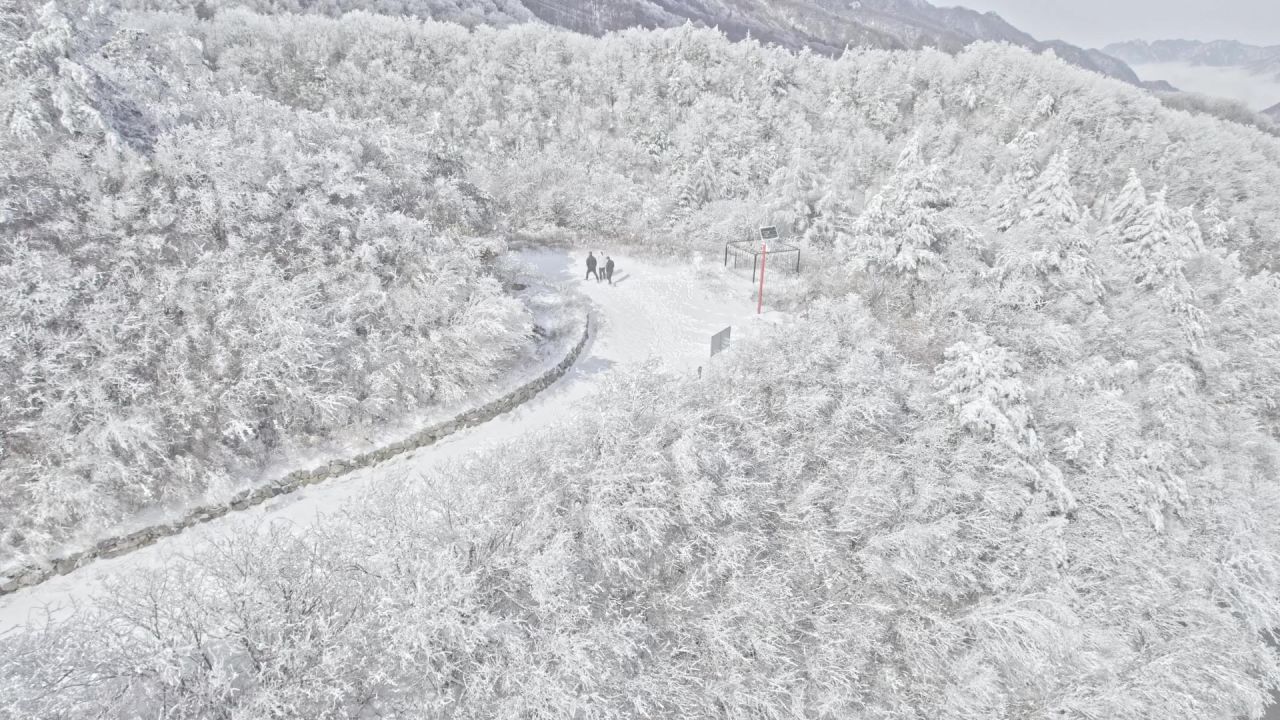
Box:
[752, 253, 758, 282]
[758, 242, 767, 314]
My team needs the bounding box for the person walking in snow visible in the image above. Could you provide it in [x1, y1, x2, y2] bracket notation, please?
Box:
[604, 256, 616, 285]
[585, 252, 599, 282]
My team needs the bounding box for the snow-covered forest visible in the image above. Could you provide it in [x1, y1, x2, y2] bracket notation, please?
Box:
[0, 3, 588, 567]
[3, 0, 1280, 717]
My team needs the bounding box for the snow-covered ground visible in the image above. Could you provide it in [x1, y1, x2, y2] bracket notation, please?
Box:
[0, 249, 764, 636]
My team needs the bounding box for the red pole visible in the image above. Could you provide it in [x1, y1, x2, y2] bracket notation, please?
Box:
[757, 242, 767, 314]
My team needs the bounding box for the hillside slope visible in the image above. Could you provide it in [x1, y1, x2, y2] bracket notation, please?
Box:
[3, 5, 1280, 718]
[520, 0, 1142, 82]
[0, 0, 572, 568]
[487, 0, 1145, 82]
[123, 0, 1143, 83]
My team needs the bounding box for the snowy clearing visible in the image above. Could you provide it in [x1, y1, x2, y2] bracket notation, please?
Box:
[0, 249, 764, 636]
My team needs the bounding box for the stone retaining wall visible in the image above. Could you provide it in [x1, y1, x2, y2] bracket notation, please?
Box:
[0, 317, 591, 596]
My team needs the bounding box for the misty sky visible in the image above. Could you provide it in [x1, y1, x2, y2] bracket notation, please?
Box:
[951, 0, 1280, 49]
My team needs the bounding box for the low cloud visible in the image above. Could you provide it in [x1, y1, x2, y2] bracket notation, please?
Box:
[1133, 61, 1280, 110]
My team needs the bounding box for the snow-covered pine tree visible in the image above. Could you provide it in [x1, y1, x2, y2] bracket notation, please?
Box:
[991, 147, 1100, 310]
[1126, 189, 1183, 289]
[934, 335, 1076, 514]
[768, 151, 825, 235]
[1021, 150, 1080, 225]
[1108, 168, 1148, 237]
[990, 130, 1040, 231]
[674, 150, 717, 215]
[1199, 198, 1235, 247]
[1176, 206, 1206, 254]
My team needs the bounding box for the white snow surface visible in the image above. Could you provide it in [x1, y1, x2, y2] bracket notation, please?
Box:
[0, 249, 768, 636]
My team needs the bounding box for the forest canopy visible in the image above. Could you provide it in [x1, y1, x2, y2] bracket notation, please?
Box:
[0, 0, 576, 566]
[2, 1, 1280, 718]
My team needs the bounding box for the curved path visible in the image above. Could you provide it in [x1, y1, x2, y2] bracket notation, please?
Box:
[0, 249, 759, 636]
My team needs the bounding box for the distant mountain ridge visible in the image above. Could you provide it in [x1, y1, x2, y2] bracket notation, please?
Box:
[1265, 102, 1280, 121]
[1103, 39, 1280, 68]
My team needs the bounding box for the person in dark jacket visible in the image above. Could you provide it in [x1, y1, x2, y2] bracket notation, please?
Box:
[585, 252, 599, 281]
[604, 256, 616, 285]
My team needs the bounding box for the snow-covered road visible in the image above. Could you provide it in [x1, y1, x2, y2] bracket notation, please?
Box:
[0, 249, 760, 635]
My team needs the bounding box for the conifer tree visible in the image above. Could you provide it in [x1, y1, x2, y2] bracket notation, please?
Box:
[1200, 199, 1235, 247]
[1126, 189, 1182, 289]
[1109, 168, 1148, 237]
[675, 150, 717, 212]
[934, 336, 1076, 514]
[991, 130, 1040, 231]
[1021, 150, 1080, 225]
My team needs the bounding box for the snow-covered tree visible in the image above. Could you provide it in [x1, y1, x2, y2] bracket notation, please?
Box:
[673, 150, 718, 214]
[3, 9, 1280, 719]
[841, 138, 965, 298]
[1124, 189, 1184, 289]
[989, 130, 1041, 231]
[935, 335, 1076, 514]
[1108, 168, 1149, 236]
[1021, 150, 1080, 225]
